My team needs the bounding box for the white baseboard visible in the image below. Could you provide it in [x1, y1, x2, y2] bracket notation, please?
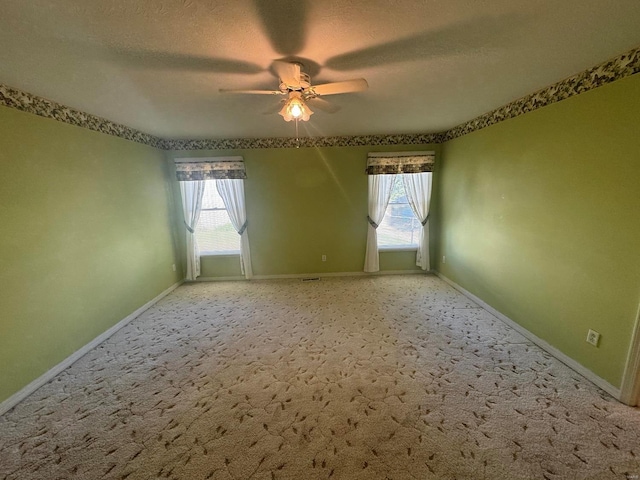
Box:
[191, 270, 428, 281]
[620, 301, 640, 406]
[0, 280, 184, 416]
[252, 269, 428, 280]
[435, 273, 622, 401]
[192, 276, 246, 282]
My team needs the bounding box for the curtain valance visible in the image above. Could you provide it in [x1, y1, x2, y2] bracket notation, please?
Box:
[175, 156, 246, 181]
[366, 151, 435, 175]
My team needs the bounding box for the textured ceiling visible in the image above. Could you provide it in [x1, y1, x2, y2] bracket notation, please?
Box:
[1, 0, 640, 140]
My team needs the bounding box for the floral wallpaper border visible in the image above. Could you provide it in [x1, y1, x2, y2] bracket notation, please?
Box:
[1, 46, 638, 150]
[443, 46, 640, 142]
[0, 84, 165, 149]
[161, 133, 445, 151]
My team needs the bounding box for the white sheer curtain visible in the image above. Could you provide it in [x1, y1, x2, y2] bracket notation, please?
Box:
[216, 179, 253, 279]
[402, 172, 433, 271]
[179, 181, 205, 280]
[364, 174, 396, 272]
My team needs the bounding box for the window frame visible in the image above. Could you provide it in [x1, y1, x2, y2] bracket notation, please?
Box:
[376, 175, 421, 251]
[196, 180, 241, 256]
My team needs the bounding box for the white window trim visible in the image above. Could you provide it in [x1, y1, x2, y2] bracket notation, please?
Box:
[200, 251, 241, 256]
[379, 246, 418, 252]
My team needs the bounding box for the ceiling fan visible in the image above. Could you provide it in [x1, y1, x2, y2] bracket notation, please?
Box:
[219, 60, 368, 122]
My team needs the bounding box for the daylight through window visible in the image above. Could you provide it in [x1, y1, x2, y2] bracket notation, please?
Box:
[196, 180, 241, 254]
[377, 175, 421, 248]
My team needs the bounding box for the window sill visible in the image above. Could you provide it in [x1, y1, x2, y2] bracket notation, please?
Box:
[378, 246, 418, 252]
[200, 251, 240, 257]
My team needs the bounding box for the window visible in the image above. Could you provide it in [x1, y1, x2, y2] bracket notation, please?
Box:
[196, 180, 240, 254]
[377, 175, 421, 249]
[364, 151, 433, 273]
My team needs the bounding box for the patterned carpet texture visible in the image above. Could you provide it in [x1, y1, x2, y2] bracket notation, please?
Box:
[1, 275, 639, 479]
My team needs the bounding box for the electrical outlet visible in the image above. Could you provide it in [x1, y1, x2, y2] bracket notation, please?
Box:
[442, 256, 446, 264]
[172, 264, 176, 272]
[321, 255, 327, 262]
[586, 329, 600, 347]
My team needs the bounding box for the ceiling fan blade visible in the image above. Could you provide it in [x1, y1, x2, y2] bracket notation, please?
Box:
[219, 88, 283, 95]
[273, 60, 301, 88]
[312, 79, 368, 96]
[306, 97, 340, 113]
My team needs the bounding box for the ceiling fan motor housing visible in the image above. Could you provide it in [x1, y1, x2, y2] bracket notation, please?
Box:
[280, 72, 311, 92]
[298, 72, 311, 89]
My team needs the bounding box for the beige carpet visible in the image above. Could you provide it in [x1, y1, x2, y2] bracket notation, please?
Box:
[1, 275, 639, 479]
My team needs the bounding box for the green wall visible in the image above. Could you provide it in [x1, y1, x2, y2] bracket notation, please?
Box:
[435, 74, 640, 388]
[0, 106, 182, 403]
[168, 145, 440, 278]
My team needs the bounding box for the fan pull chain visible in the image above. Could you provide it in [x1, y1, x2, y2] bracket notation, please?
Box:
[295, 118, 300, 148]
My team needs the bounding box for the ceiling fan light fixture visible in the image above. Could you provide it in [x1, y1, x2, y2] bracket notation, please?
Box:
[279, 92, 313, 122]
[219, 60, 367, 127]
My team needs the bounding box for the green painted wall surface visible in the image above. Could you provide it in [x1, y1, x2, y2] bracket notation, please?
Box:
[0, 106, 182, 402]
[435, 74, 640, 387]
[168, 145, 439, 277]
